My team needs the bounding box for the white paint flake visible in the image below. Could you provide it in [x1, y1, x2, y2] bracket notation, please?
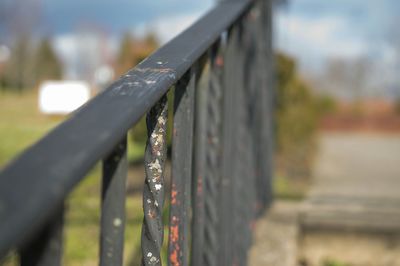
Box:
[148, 159, 161, 171]
[113, 218, 122, 227]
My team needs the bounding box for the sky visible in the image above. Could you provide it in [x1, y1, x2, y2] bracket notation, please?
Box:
[276, 0, 400, 98]
[41, 0, 214, 37]
[276, 0, 399, 68]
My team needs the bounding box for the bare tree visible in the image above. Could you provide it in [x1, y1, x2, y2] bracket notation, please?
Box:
[1, 0, 43, 90]
[321, 56, 372, 100]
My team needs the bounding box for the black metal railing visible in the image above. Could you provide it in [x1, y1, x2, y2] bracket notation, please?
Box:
[0, 0, 274, 265]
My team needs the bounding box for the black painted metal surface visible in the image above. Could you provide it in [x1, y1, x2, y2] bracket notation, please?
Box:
[203, 43, 224, 266]
[168, 67, 197, 266]
[19, 207, 64, 266]
[100, 137, 127, 266]
[0, 0, 274, 265]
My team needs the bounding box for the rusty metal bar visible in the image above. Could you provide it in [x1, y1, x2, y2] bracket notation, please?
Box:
[168, 65, 197, 266]
[141, 96, 168, 266]
[100, 136, 127, 266]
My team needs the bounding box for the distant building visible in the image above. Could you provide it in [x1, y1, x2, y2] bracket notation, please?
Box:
[38, 80, 91, 115]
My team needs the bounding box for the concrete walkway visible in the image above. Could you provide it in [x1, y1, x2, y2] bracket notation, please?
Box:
[248, 201, 300, 266]
[301, 133, 400, 232]
[249, 132, 400, 266]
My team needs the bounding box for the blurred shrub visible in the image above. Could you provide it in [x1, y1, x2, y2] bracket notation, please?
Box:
[275, 53, 322, 180]
[316, 94, 336, 115]
[395, 97, 400, 115]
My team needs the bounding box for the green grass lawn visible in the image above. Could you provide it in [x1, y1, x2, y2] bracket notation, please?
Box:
[273, 174, 309, 201]
[0, 90, 62, 166]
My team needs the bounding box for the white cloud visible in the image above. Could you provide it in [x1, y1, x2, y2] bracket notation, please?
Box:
[275, 12, 368, 71]
[0, 45, 10, 63]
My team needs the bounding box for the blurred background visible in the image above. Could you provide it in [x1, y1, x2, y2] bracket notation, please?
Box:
[0, 0, 399, 265]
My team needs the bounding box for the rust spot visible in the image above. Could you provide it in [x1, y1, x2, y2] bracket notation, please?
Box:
[170, 224, 179, 243]
[197, 177, 203, 195]
[171, 185, 178, 205]
[250, 219, 256, 231]
[170, 249, 179, 266]
[169, 219, 181, 266]
[216, 56, 224, 67]
[232, 258, 239, 266]
[255, 201, 263, 212]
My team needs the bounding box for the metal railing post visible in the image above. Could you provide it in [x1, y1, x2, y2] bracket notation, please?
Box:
[100, 136, 128, 265]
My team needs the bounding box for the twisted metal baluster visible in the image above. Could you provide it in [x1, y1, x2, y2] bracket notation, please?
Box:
[202, 44, 223, 266]
[141, 95, 168, 266]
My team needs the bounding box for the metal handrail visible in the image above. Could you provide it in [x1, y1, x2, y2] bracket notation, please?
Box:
[0, 0, 273, 264]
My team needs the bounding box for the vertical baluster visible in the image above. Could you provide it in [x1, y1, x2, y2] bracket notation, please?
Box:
[190, 56, 208, 266]
[256, 0, 274, 212]
[237, 11, 259, 264]
[235, 31, 247, 266]
[219, 25, 242, 266]
[230, 21, 250, 266]
[19, 207, 64, 266]
[199, 42, 224, 266]
[168, 66, 196, 266]
[100, 136, 127, 266]
[142, 96, 168, 266]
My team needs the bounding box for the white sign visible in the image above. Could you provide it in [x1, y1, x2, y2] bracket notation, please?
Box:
[39, 81, 91, 115]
